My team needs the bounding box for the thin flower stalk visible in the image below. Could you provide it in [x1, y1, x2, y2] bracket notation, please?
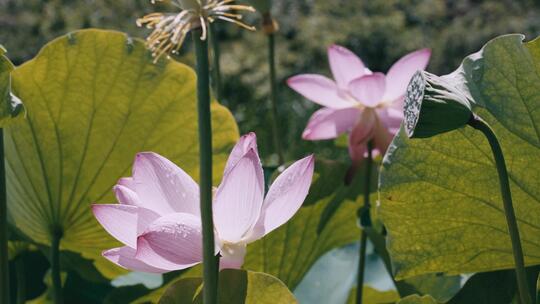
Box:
[209, 23, 222, 101]
[0, 46, 25, 304]
[356, 140, 373, 304]
[468, 116, 531, 304]
[266, 21, 285, 164]
[0, 130, 7, 304]
[136, 2, 256, 303]
[50, 228, 63, 304]
[192, 27, 218, 304]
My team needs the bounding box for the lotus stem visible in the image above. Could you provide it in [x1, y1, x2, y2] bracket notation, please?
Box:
[0, 129, 8, 304]
[15, 255, 25, 304]
[209, 23, 222, 102]
[356, 231, 368, 304]
[468, 116, 531, 304]
[267, 32, 285, 165]
[50, 228, 63, 304]
[193, 28, 219, 304]
[356, 140, 373, 304]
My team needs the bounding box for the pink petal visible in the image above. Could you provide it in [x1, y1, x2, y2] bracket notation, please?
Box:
[376, 107, 403, 136]
[114, 184, 141, 206]
[246, 155, 315, 242]
[223, 132, 258, 177]
[135, 213, 204, 271]
[372, 118, 394, 156]
[213, 149, 264, 243]
[390, 95, 405, 111]
[302, 107, 360, 140]
[348, 110, 376, 162]
[137, 207, 162, 235]
[219, 244, 246, 270]
[382, 48, 431, 103]
[92, 204, 138, 248]
[328, 44, 368, 88]
[117, 177, 136, 190]
[132, 152, 199, 216]
[103, 246, 169, 273]
[287, 74, 357, 109]
[348, 73, 386, 108]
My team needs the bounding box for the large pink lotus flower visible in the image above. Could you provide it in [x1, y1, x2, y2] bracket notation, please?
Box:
[92, 133, 314, 273]
[287, 45, 431, 163]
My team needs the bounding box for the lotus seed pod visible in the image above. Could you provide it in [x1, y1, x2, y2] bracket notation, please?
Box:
[404, 70, 473, 139]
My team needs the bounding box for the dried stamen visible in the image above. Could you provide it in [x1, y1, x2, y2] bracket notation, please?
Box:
[138, 0, 256, 62]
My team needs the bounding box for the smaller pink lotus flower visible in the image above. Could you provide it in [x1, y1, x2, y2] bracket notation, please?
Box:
[92, 133, 314, 273]
[287, 45, 431, 164]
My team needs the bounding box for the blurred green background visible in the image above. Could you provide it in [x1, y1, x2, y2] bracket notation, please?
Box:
[1, 0, 540, 164]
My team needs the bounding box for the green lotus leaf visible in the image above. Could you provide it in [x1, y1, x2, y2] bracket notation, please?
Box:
[397, 295, 438, 304]
[379, 34, 540, 279]
[0, 45, 24, 127]
[158, 269, 297, 304]
[130, 266, 203, 304]
[243, 158, 364, 289]
[346, 286, 400, 304]
[446, 267, 540, 304]
[6, 29, 239, 276]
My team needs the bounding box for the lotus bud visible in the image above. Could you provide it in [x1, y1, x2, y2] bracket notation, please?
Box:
[404, 70, 473, 139]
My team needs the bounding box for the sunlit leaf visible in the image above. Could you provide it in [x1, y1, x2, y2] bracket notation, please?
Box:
[398, 274, 461, 303]
[243, 158, 363, 289]
[379, 34, 540, 279]
[6, 29, 239, 277]
[159, 277, 202, 304]
[158, 269, 297, 304]
[0, 45, 24, 127]
[397, 295, 438, 304]
[130, 266, 202, 304]
[346, 286, 400, 304]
